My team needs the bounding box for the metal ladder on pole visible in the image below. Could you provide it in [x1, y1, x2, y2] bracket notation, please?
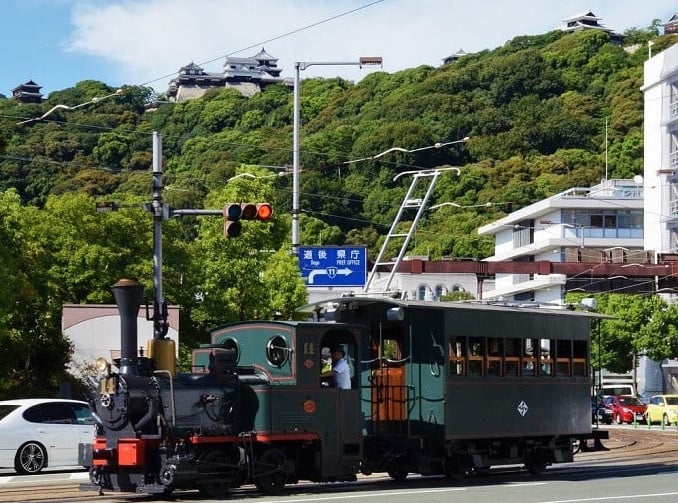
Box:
[363, 166, 460, 294]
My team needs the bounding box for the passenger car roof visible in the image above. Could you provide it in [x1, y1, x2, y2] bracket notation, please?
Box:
[298, 295, 611, 319]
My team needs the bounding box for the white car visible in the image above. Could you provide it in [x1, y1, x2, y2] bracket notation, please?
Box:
[0, 398, 95, 474]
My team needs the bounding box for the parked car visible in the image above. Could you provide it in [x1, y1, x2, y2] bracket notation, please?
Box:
[592, 396, 613, 425]
[645, 394, 678, 426]
[0, 398, 95, 474]
[603, 395, 647, 424]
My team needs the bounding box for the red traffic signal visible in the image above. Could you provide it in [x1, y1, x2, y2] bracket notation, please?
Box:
[222, 202, 272, 238]
[254, 203, 273, 221]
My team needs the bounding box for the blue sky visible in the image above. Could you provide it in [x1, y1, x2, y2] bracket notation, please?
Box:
[1, 0, 676, 97]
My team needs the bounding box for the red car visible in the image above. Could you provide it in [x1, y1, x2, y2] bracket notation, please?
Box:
[603, 395, 647, 424]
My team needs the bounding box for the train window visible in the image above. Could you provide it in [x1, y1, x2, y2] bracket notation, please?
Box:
[449, 336, 466, 376]
[539, 339, 553, 377]
[266, 335, 289, 368]
[468, 337, 484, 376]
[487, 338, 502, 376]
[572, 340, 588, 376]
[321, 342, 356, 389]
[505, 338, 521, 377]
[556, 339, 572, 376]
[522, 339, 538, 377]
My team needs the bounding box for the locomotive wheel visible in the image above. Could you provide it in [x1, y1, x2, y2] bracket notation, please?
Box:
[15, 442, 47, 474]
[254, 448, 288, 495]
[387, 466, 408, 481]
[197, 448, 230, 498]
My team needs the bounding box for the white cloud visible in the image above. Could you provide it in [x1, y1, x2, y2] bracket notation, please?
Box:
[64, 0, 677, 91]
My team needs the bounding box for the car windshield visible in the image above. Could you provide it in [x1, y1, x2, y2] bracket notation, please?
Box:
[666, 397, 678, 406]
[0, 405, 20, 421]
[619, 397, 643, 406]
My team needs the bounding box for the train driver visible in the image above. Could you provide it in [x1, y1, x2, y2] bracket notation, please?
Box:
[321, 345, 351, 389]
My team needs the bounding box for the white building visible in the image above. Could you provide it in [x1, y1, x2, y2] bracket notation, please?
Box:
[306, 256, 483, 305]
[477, 179, 645, 304]
[62, 304, 180, 381]
[641, 41, 678, 395]
[642, 42, 678, 257]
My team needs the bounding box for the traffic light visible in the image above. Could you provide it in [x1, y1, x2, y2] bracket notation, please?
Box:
[223, 202, 273, 238]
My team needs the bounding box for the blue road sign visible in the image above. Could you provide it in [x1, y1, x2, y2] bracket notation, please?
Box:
[298, 246, 367, 287]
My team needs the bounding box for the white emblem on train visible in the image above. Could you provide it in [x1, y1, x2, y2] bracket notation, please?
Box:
[517, 400, 529, 416]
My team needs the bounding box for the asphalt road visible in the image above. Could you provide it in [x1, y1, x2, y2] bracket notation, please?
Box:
[1, 425, 677, 502]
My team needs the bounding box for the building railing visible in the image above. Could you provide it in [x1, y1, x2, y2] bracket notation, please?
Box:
[670, 150, 678, 169]
[558, 179, 643, 199]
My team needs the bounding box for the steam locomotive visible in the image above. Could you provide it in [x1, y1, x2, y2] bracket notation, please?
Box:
[81, 278, 605, 497]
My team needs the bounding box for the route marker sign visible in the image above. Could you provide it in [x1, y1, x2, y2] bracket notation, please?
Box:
[298, 246, 367, 287]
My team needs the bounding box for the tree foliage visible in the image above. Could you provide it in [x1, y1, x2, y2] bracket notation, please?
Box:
[0, 26, 676, 395]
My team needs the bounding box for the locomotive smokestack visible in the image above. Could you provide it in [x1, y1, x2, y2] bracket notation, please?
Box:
[112, 278, 144, 375]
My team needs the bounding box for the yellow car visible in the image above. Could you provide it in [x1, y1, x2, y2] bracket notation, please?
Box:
[645, 395, 678, 426]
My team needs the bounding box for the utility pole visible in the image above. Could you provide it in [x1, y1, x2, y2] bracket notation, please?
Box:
[150, 132, 169, 340]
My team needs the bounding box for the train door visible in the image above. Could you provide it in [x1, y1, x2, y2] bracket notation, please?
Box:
[369, 324, 409, 435]
[318, 334, 361, 476]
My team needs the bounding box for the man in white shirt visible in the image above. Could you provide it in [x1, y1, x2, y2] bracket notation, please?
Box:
[322, 346, 351, 389]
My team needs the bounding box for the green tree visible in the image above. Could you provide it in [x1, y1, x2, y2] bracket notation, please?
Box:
[568, 293, 678, 375]
[188, 178, 305, 335]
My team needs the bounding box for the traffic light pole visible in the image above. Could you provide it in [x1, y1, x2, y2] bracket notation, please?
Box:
[146, 132, 271, 339]
[151, 132, 169, 340]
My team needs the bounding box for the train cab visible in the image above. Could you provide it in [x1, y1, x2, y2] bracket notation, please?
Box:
[192, 320, 366, 489]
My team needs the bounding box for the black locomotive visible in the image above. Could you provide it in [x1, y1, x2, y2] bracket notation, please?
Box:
[81, 279, 604, 497]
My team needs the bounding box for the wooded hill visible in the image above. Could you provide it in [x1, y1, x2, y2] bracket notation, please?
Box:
[0, 23, 675, 396]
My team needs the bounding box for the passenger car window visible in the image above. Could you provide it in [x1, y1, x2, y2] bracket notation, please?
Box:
[41, 402, 75, 424]
[0, 405, 19, 421]
[23, 404, 44, 423]
[72, 403, 95, 425]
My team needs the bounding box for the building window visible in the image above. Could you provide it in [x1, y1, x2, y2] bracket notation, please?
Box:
[564, 209, 643, 239]
[512, 220, 533, 248]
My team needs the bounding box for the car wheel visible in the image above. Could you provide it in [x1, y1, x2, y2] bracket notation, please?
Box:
[14, 442, 47, 474]
[663, 414, 671, 426]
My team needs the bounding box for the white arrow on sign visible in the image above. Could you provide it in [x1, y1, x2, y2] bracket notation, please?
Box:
[307, 267, 353, 285]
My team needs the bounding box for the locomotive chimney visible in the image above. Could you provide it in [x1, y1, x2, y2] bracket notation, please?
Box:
[112, 278, 144, 375]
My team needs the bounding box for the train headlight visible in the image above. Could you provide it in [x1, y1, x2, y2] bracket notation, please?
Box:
[95, 357, 111, 375]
